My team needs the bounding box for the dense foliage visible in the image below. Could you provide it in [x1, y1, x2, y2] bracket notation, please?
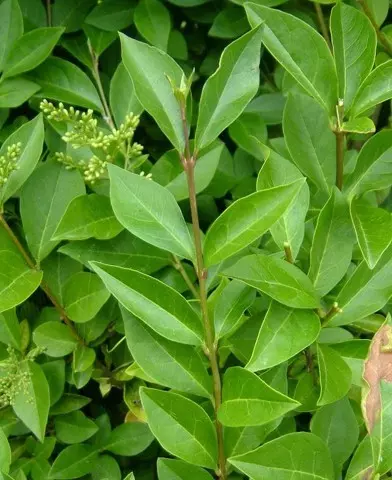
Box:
[1, 0, 392, 479]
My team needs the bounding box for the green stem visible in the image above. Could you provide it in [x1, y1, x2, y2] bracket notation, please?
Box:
[0, 214, 83, 344]
[314, 2, 332, 50]
[46, 0, 52, 27]
[358, 0, 392, 57]
[171, 254, 200, 299]
[335, 130, 345, 190]
[180, 103, 226, 480]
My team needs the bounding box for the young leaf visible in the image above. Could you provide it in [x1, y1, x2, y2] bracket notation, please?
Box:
[0, 428, 11, 474]
[317, 344, 352, 406]
[0, 114, 44, 205]
[120, 33, 185, 152]
[308, 188, 354, 296]
[223, 254, 320, 309]
[33, 321, 78, 357]
[157, 458, 213, 480]
[345, 130, 392, 196]
[283, 94, 335, 193]
[54, 411, 98, 444]
[204, 179, 304, 266]
[330, 2, 376, 110]
[108, 164, 195, 260]
[218, 367, 299, 427]
[247, 302, 320, 371]
[195, 27, 262, 151]
[140, 387, 218, 469]
[12, 361, 50, 442]
[362, 317, 392, 474]
[134, 0, 171, 51]
[0, 224, 42, 313]
[20, 161, 85, 263]
[0, 309, 21, 350]
[91, 262, 203, 345]
[103, 423, 154, 456]
[49, 444, 99, 479]
[342, 117, 375, 134]
[63, 272, 110, 323]
[229, 432, 334, 479]
[245, 4, 337, 113]
[311, 398, 359, 474]
[53, 194, 123, 241]
[2, 27, 63, 78]
[214, 280, 255, 340]
[349, 61, 392, 118]
[0, 0, 23, 72]
[256, 146, 309, 260]
[351, 198, 392, 269]
[30, 57, 103, 111]
[122, 309, 212, 398]
[331, 246, 392, 326]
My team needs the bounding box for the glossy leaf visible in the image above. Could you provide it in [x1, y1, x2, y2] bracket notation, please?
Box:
[91, 262, 203, 345]
[134, 0, 171, 51]
[345, 435, 374, 480]
[0, 0, 23, 72]
[33, 321, 78, 357]
[229, 432, 334, 479]
[218, 367, 299, 427]
[308, 188, 354, 296]
[103, 423, 154, 456]
[108, 164, 195, 260]
[223, 254, 320, 309]
[53, 194, 123, 241]
[245, 4, 337, 113]
[204, 179, 304, 266]
[0, 78, 40, 108]
[247, 301, 320, 371]
[317, 344, 352, 406]
[141, 387, 218, 469]
[0, 309, 20, 350]
[49, 445, 99, 479]
[54, 411, 98, 444]
[0, 428, 11, 474]
[157, 458, 213, 480]
[122, 309, 212, 398]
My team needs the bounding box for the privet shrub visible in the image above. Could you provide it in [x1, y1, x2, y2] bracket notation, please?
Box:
[1, 0, 392, 479]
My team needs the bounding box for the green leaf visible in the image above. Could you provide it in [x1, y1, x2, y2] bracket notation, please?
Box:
[42, 252, 82, 305]
[30, 57, 103, 111]
[49, 445, 99, 479]
[108, 164, 195, 260]
[33, 322, 78, 357]
[20, 161, 85, 263]
[103, 422, 154, 456]
[0, 114, 44, 205]
[228, 112, 267, 158]
[195, 27, 262, 151]
[366, 0, 388, 26]
[122, 309, 212, 398]
[2, 27, 64, 78]
[0, 224, 42, 313]
[311, 397, 359, 474]
[85, 0, 134, 31]
[0, 78, 40, 108]
[247, 301, 320, 371]
[0, 428, 11, 474]
[134, 0, 171, 51]
[203, 179, 304, 267]
[308, 188, 354, 296]
[91, 455, 121, 480]
[208, 6, 248, 39]
[157, 458, 213, 480]
[218, 367, 299, 427]
[52, 0, 95, 32]
[350, 61, 392, 118]
[317, 344, 352, 406]
[342, 117, 375, 134]
[345, 130, 392, 196]
[245, 4, 337, 113]
[73, 344, 95, 373]
[55, 411, 98, 444]
[351, 199, 392, 269]
[345, 435, 374, 480]
[53, 194, 123, 241]
[59, 231, 170, 274]
[120, 33, 185, 152]
[0, 309, 21, 350]
[223, 254, 320, 309]
[214, 280, 255, 340]
[141, 387, 218, 469]
[109, 63, 143, 128]
[41, 359, 65, 406]
[50, 394, 91, 416]
[229, 432, 334, 479]
[13, 361, 50, 442]
[0, 0, 23, 72]
[256, 145, 309, 260]
[330, 3, 376, 110]
[63, 272, 110, 323]
[331, 246, 392, 326]
[283, 94, 335, 192]
[91, 262, 203, 345]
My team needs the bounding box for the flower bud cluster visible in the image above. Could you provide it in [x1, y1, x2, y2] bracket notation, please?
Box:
[0, 348, 31, 407]
[0, 143, 21, 187]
